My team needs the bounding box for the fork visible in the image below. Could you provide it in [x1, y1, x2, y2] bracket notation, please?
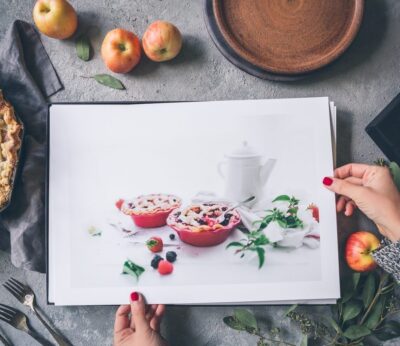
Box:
[0, 330, 11, 346]
[3, 278, 69, 346]
[0, 304, 49, 345]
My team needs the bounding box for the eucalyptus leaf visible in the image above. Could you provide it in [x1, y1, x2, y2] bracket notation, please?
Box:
[362, 273, 376, 308]
[76, 35, 91, 61]
[374, 320, 400, 341]
[283, 304, 298, 317]
[343, 325, 371, 340]
[300, 334, 308, 346]
[272, 195, 290, 202]
[328, 317, 342, 334]
[93, 74, 125, 90]
[365, 295, 386, 330]
[389, 162, 400, 191]
[223, 316, 247, 331]
[342, 300, 363, 322]
[234, 309, 258, 330]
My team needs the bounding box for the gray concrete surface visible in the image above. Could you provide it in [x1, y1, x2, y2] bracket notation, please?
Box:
[0, 0, 400, 345]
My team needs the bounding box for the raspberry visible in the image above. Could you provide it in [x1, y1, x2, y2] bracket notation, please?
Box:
[158, 260, 173, 275]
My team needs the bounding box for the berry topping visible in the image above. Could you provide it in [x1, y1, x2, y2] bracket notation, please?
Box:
[158, 260, 173, 275]
[146, 236, 163, 253]
[169, 233, 175, 240]
[151, 255, 163, 269]
[166, 251, 177, 263]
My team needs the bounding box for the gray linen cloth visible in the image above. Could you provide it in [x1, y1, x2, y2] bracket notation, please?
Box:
[0, 20, 62, 272]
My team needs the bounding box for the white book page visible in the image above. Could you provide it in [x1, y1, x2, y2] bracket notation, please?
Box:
[49, 98, 339, 305]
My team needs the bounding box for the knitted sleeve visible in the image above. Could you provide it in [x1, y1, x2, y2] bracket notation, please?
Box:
[372, 239, 400, 282]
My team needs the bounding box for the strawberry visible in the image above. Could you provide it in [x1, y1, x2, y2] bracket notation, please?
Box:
[115, 199, 124, 210]
[307, 204, 319, 222]
[158, 260, 173, 275]
[146, 237, 163, 253]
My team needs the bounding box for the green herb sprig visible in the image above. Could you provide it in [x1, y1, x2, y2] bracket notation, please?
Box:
[122, 259, 145, 281]
[226, 195, 306, 268]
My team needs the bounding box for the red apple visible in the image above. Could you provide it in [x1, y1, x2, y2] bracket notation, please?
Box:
[142, 21, 182, 62]
[345, 231, 380, 272]
[33, 0, 78, 39]
[101, 28, 141, 74]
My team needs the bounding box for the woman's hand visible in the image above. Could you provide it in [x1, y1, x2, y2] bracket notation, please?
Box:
[114, 292, 168, 346]
[323, 163, 400, 242]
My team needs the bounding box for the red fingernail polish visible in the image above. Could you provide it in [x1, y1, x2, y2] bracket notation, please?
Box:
[323, 177, 333, 186]
[130, 291, 139, 301]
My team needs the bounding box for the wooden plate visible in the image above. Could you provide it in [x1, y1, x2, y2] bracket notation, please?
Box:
[213, 0, 364, 75]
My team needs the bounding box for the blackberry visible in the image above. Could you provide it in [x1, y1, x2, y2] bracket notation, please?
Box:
[151, 255, 163, 269]
[166, 251, 177, 263]
[169, 233, 175, 240]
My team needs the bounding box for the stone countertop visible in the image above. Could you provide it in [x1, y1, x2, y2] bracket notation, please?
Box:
[0, 0, 399, 345]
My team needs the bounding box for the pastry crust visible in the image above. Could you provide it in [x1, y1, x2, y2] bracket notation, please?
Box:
[0, 91, 22, 209]
[167, 203, 241, 233]
[121, 194, 181, 216]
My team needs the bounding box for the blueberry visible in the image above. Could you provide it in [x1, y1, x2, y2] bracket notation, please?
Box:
[166, 251, 177, 263]
[151, 255, 163, 269]
[169, 233, 175, 240]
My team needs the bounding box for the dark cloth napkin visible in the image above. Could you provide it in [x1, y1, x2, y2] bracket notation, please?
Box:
[0, 20, 62, 272]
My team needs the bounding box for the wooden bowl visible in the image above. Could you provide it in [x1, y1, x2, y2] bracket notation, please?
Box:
[213, 0, 364, 75]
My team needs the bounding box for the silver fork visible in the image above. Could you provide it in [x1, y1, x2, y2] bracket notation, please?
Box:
[3, 278, 70, 346]
[0, 303, 48, 345]
[0, 329, 11, 346]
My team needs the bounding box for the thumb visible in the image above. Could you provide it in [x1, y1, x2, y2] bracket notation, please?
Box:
[322, 176, 364, 201]
[130, 292, 150, 331]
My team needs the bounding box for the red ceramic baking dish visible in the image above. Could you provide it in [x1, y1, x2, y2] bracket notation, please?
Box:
[167, 204, 241, 247]
[116, 194, 181, 228]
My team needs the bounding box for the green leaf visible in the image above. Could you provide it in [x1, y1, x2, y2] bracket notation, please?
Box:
[389, 162, 400, 191]
[365, 295, 386, 330]
[255, 247, 265, 269]
[223, 316, 247, 331]
[272, 195, 291, 202]
[374, 320, 400, 341]
[233, 309, 258, 330]
[76, 35, 91, 61]
[353, 272, 361, 290]
[93, 74, 125, 90]
[122, 259, 145, 281]
[282, 304, 298, 317]
[328, 317, 342, 334]
[300, 334, 308, 346]
[342, 300, 363, 322]
[253, 234, 270, 246]
[362, 273, 376, 308]
[343, 325, 371, 340]
[226, 242, 243, 249]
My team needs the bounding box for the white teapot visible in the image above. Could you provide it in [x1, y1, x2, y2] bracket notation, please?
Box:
[218, 142, 275, 204]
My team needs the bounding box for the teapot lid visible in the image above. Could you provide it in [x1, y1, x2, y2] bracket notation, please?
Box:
[226, 141, 261, 159]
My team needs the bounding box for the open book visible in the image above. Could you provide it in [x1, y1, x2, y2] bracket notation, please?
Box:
[48, 97, 339, 305]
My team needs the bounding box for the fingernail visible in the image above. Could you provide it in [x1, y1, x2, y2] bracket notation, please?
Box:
[323, 177, 333, 186]
[130, 291, 139, 301]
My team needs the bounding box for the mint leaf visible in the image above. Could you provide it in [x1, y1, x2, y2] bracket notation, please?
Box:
[272, 195, 291, 202]
[122, 259, 145, 281]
